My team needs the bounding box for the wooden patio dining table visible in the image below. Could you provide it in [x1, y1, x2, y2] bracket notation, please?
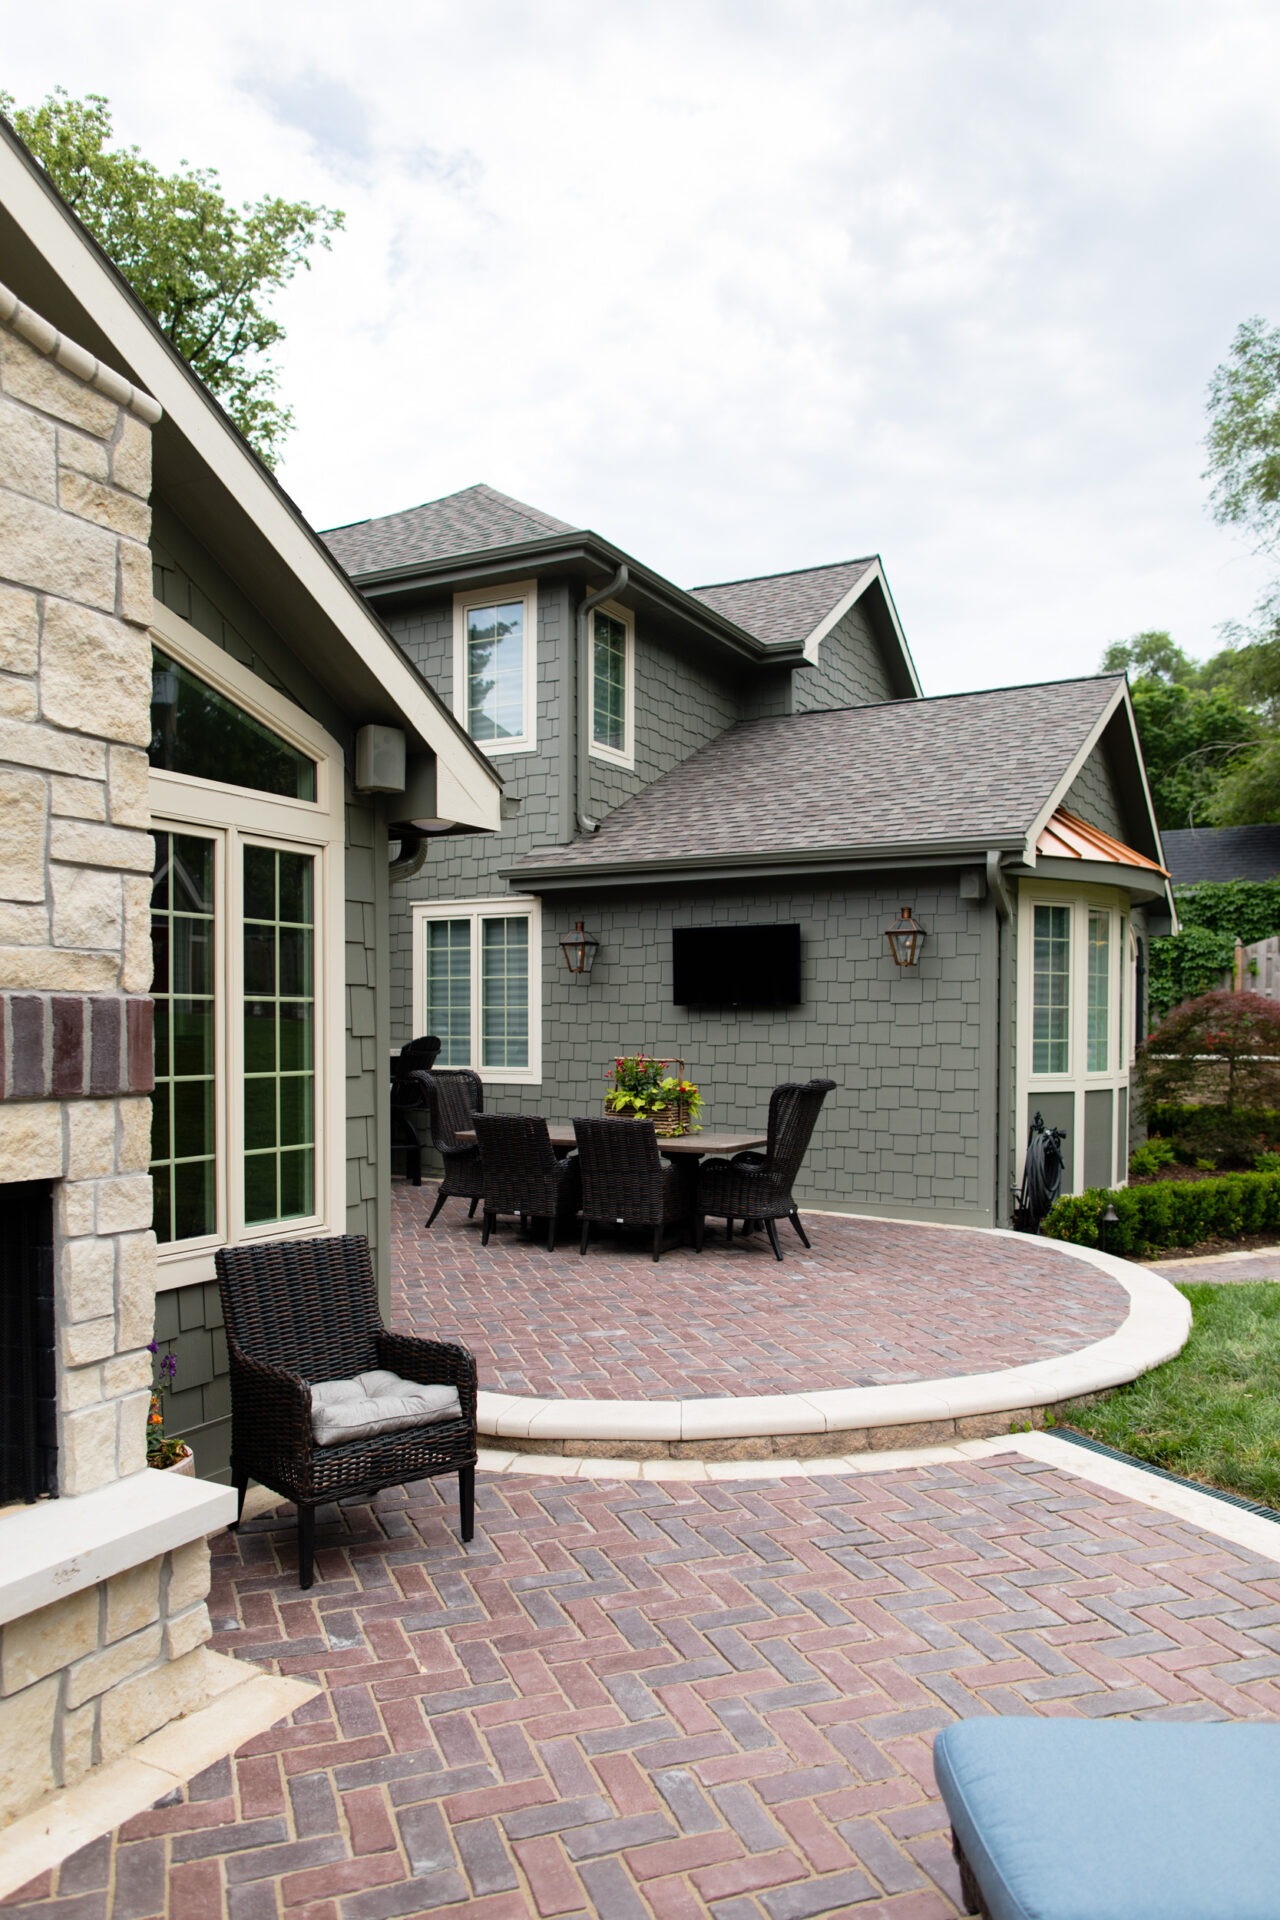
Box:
[456, 1124, 767, 1158]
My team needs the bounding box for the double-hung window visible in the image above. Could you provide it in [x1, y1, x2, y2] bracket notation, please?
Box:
[148, 605, 346, 1287]
[589, 601, 634, 768]
[411, 897, 541, 1084]
[452, 581, 537, 753]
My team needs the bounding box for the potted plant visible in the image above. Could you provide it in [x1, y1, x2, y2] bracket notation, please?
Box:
[146, 1338, 193, 1473]
[605, 1053, 702, 1137]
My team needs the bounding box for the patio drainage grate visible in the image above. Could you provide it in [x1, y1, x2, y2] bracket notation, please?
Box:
[1054, 1425, 1280, 1527]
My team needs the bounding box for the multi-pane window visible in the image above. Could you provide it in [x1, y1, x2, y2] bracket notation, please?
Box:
[151, 832, 217, 1244]
[426, 920, 472, 1065]
[481, 918, 529, 1069]
[1032, 904, 1071, 1073]
[592, 610, 627, 755]
[243, 847, 316, 1226]
[148, 608, 343, 1272]
[416, 901, 540, 1081]
[466, 601, 526, 743]
[1087, 909, 1110, 1071]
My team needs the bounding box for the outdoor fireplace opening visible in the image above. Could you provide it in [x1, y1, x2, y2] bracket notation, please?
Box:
[0, 1179, 57, 1504]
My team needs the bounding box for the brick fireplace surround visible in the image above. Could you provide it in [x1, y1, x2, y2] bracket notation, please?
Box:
[0, 284, 235, 1829]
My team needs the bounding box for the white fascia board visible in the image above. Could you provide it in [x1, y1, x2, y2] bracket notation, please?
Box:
[1023, 679, 1127, 862]
[799, 558, 923, 696]
[0, 140, 501, 835]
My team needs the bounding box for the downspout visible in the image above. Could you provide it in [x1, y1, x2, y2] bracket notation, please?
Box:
[986, 852, 1014, 1225]
[388, 828, 430, 883]
[576, 563, 629, 833]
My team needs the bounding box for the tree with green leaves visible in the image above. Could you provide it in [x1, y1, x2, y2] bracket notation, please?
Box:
[1099, 629, 1260, 830]
[1, 89, 342, 465]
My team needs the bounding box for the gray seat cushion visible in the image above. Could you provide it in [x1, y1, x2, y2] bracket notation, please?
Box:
[933, 1717, 1280, 1920]
[310, 1368, 462, 1447]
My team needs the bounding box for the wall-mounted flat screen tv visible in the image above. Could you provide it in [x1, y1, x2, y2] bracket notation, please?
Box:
[672, 923, 802, 1008]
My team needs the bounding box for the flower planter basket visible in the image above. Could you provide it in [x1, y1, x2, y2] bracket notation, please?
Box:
[603, 1055, 700, 1138]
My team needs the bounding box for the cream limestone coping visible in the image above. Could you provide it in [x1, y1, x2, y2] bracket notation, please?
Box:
[0, 1650, 317, 1901]
[0, 277, 161, 423]
[0, 1472, 237, 1626]
[473, 1218, 1192, 1447]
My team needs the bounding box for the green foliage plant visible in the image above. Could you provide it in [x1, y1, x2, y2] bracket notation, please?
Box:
[1149, 880, 1280, 1022]
[1128, 1137, 1177, 1178]
[1255, 1150, 1280, 1172]
[1042, 1170, 1280, 1258]
[1138, 990, 1280, 1112]
[1146, 1099, 1280, 1165]
[604, 1053, 702, 1131]
[2, 89, 343, 465]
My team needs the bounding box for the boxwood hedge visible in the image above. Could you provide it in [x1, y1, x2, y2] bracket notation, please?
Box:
[1041, 1170, 1280, 1258]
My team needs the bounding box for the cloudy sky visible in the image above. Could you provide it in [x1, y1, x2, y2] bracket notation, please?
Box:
[7, 2, 1280, 692]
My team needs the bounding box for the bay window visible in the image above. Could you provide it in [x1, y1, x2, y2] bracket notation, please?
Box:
[1019, 887, 1136, 1194]
[412, 897, 541, 1084]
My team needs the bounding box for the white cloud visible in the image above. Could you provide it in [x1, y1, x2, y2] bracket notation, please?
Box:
[7, 0, 1280, 691]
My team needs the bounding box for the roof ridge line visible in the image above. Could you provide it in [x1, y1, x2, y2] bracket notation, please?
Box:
[719, 673, 1126, 730]
[692, 557, 877, 592]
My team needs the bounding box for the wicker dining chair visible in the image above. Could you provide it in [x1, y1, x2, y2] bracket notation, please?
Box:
[214, 1234, 477, 1589]
[472, 1113, 581, 1252]
[573, 1117, 692, 1261]
[693, 1078, 837, 1260]
[423, 1069, 485, 1229]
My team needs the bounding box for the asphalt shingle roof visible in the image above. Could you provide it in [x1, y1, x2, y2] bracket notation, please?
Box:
[509, 676, 1124, 874]
[322, 484, 579, 577]
[690, 560, 876, 649]
[1162, 825, 1280, 885]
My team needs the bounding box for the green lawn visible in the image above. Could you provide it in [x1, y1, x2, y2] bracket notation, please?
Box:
[1062, 1281, 1280, 1508]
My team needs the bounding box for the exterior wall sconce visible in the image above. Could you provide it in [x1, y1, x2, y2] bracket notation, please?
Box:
[560, 920, 600, 976]
[885, 906, 926, 967]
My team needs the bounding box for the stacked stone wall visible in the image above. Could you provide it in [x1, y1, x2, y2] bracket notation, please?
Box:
[0, 286, 215, 1824]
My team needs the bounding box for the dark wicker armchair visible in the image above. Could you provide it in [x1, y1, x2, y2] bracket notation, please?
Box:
[473, 1113, 581, 1252]
[423, 1069, 485, 1229]
[693, 1078, 837, 1260]
[214, 1234, 477, 1589]
[573, 1117, 692, 1261]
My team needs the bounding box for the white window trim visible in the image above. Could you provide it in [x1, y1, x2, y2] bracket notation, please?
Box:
[1016, 880, 1134, 1196]
[588, 599, 635, 770]
[411, 895, 542, 1085]
[148, 604, 347, 1291]
[452, 579, 538, 756]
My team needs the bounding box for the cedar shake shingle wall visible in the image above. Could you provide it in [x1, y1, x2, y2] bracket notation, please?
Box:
[586, 629, 742, 826]
[792, 599, 896, 711]
[1063, 739, 1124, 839]
[471, 878, 988, 1223]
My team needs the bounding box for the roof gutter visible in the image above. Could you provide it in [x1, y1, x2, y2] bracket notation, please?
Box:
[575, 562, 628, 833]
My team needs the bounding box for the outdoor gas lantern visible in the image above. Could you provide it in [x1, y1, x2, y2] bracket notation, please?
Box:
[885, 906, 926, 967]
[560, 920, 600, 976]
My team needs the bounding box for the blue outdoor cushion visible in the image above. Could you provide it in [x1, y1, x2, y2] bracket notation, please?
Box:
[933, 1717, 1280, 1920]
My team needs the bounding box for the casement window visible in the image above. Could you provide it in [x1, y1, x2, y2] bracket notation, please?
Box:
[589, 601, 634, 768]
[148, 605, 346, 1287]
[411, 897, 542, 1084]
[452, 581, 537, 754]
[1019, 885, 1137, 1193]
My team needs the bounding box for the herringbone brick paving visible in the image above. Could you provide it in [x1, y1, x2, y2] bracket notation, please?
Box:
[392, 1188, 1127, 1397]
[9, 1455, 1280, 1918]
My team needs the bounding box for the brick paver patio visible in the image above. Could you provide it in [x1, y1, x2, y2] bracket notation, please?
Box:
[391, 1189, 1129, 1399]
[10, 1453, 1280, 1918]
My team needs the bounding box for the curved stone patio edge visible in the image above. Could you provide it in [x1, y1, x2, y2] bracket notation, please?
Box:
[473, 1228, 1191, 1451]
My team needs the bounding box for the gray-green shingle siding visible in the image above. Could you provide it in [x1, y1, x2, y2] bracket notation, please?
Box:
[1063, 740, 1124, 839]
[792, 600, 896, 712]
